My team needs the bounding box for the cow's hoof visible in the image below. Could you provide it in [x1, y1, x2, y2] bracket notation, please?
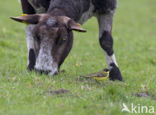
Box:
[27, 65, 34, 71]
[109, 63, 123, 81]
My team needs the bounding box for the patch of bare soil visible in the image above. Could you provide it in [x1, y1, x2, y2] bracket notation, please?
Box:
[135, 92, 150, 98]
[45, 89, 69, 95]
[135, 92, 156, 100]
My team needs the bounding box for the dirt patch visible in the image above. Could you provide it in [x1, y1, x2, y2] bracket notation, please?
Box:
[46, 89, 69, 95]
[135, 92, 156, 100]
[135, 92, 150, 98]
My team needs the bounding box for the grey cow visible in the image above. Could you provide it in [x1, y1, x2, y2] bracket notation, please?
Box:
[11, 0, 122, 81]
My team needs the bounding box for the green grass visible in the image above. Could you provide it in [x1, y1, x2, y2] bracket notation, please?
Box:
[0, 0, 156, 115]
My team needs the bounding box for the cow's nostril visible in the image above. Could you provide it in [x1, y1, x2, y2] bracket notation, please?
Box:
[34, 69, 51, 75]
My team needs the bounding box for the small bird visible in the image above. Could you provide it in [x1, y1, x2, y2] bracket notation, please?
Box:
[81, 69, 110, 81]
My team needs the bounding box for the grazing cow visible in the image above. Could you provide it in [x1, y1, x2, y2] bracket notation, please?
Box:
[11, 0, 122, 81]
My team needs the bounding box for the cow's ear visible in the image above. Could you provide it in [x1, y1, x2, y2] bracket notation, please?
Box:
[68, 20, 87, 32]
[61, 16, 87, 32]
[10, 14, 47, 24]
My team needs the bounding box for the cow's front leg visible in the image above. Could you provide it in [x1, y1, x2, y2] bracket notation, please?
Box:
[26, 24, 36, 71]
[20, 0, 36, 70]
[97, 13, 123, 81]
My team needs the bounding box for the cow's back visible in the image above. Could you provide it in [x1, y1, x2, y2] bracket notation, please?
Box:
[26, 0, 117, 24]
[92, 0, 117, 14]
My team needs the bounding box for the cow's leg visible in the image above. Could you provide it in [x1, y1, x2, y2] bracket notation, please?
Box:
[20, 0, 36, 70]
[97, 13, 123, 81]
[26, 25, 36, 70]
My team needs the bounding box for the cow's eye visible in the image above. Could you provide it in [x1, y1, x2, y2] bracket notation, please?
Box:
[37, 37, 41, 44]
[62, 38, 66, 41]
[55, 34, 61, 44]
[34, 34, 41, 43]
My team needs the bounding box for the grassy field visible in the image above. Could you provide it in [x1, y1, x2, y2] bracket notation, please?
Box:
[0, 0, 156, 114]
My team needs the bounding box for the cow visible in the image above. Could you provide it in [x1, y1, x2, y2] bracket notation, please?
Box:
[11, 0, 123, 81]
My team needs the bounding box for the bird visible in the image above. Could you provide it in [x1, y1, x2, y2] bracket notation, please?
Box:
[81, 69, 110, 81]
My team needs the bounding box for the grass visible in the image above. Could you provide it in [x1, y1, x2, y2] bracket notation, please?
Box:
[0, 0, 156, 114]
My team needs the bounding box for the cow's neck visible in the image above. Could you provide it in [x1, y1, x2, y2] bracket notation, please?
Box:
[47, 8, 67, 17]
[48, 8, 80, 22]
[47, 0, 91, 22]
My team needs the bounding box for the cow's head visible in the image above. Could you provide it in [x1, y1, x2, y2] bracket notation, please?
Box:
[11, 14, 86, 75]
